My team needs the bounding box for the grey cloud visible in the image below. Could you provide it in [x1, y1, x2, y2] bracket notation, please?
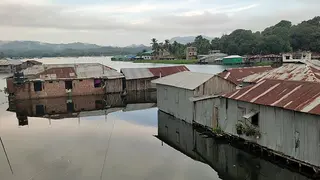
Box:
[0, 1, 319, 45]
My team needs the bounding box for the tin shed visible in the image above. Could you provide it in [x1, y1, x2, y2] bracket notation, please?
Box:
[120, 66, 189, 91]
[152, 71, 235, 123]
[219, 79, 320, 168]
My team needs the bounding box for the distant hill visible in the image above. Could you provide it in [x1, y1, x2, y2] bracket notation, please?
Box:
[170, 36, 213, 44]
[0, 41, 151, 58]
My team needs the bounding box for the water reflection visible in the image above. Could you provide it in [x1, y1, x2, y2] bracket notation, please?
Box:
[7, 90, 157, 126]
[157, 110, 312, 180]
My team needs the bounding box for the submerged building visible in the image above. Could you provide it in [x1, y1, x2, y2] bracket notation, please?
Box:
[6, 63, 124, 100]
[157, 110, 312, 179]
[152, 71, 235, 123]
[217, 79, 320, 168]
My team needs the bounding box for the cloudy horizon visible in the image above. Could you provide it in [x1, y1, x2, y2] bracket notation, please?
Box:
[0, 0, 319, 46]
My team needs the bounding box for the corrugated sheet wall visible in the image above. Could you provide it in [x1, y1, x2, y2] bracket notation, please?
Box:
[156, 84, 194, 123]
[194, 98, 220, 128]
[194, 76, 236, 96]
[106, 78, 123, 93]
[219, 98, 320, 167]
[194, 130, 310, 180]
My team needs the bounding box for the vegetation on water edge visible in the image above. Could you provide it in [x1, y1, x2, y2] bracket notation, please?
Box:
[133, 59, 198, 64]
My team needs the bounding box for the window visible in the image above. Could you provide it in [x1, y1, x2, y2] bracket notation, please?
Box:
[94, 79, 102, 88]
[49, 81, 53, 83]
[79, 79, 83, 82]
[34, 81, 43, 92]
[285, 55, 290, 60]
[35, 105, 45, 115]
[251, 113, 259, 126]
[65, 80, 73, 90]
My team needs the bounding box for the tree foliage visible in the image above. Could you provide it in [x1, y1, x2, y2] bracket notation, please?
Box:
[210, 16, 320, 55]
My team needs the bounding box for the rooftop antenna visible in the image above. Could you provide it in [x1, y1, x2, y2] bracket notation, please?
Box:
[0, 137, 13, 174]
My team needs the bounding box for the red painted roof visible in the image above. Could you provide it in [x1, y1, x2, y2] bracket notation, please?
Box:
[223, 79, 320, 115]
[148, 66, 190, 77]
[38, 67, 76, 79]
[217, 66, 273, 85]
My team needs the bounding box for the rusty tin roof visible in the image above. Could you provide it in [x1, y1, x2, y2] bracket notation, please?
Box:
[148, 66, 189, 77]
[223, 79, 320, 115]
[121, 65, 189, 80]
[243, 60, 320, 83]
[22, 63, 124, 80]
[217, 66, 273, 85]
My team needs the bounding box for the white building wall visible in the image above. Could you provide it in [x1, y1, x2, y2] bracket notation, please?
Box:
[156, 84, 194, 123]
[219, 98, 320, 167]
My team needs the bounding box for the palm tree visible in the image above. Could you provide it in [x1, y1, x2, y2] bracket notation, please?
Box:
[164, 39, 170, 51]
[151, 38, 159, 59]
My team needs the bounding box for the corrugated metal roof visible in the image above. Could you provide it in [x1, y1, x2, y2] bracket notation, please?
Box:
[38, 67, 76, 80]
[243, 61, 320, 83]
[218, 66, 273, 85]
[121, 68, 154, 80]
[152, 71, 215, 90]
[78, 108, 123, 117]
[0, 59, 22, 65]
[223, 79, 320, 115]
[123, 103, 156, 112]
[148, 66, 189, 77]
[189, 95, 219, 102]
[223, 55, 242, 59]
[22, 63, 123, 80]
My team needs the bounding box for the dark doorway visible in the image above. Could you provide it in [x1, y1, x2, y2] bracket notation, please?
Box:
[65, 80, 73, 90]
[34, 81, 43, 92]
[35, 105, 45, 116]
[252, 114, 259, 126]
[122, 78, 126, 90]
[67, 102, 74, 113]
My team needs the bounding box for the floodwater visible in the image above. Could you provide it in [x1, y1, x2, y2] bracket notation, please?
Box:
[0, 57, 313, 180]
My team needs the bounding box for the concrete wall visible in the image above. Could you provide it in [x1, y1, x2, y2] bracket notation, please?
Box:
[219, 98, 320, 167]
[194, 76, 236, 96]
[156, 84, 195, 123]
[193, 97, 220, 128]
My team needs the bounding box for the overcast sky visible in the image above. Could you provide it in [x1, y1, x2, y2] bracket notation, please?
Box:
[0, 0, 319, 46]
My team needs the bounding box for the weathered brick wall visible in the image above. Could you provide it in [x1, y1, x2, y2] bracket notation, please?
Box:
[72, 79, 105, 96]
[14, 83, 31, 100]
[73, 95, 104, 111]
[6, 78, 15, 94]
[14, 78, 107, 99]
